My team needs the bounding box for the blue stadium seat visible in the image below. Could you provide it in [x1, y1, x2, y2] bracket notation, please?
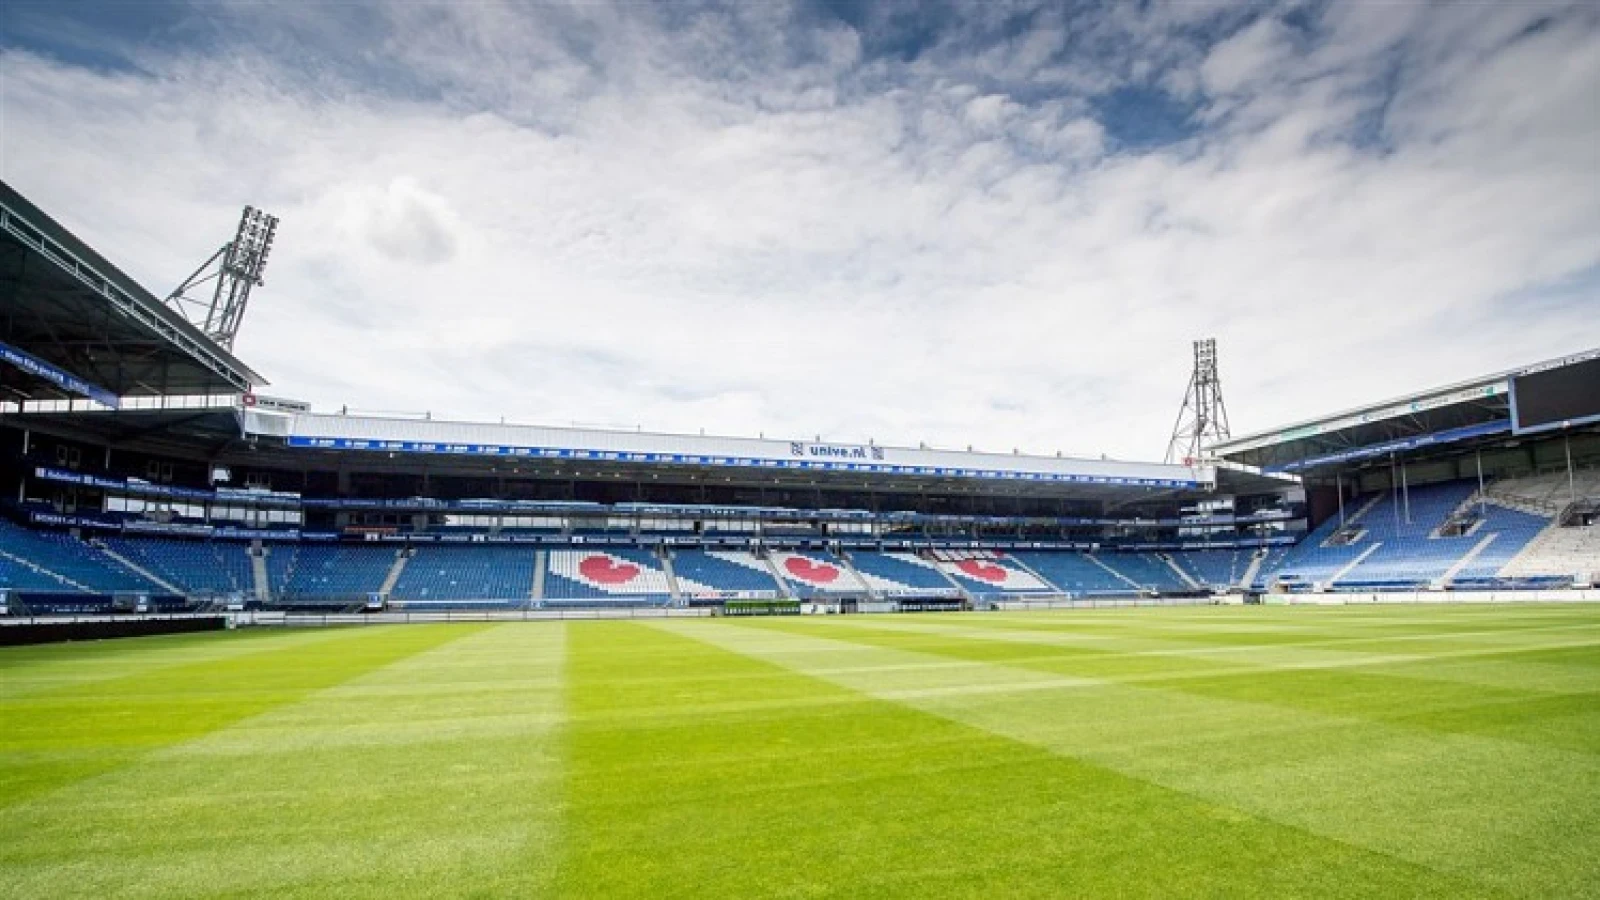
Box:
[0, 554, 79, 592]
[935, 553, 1054, 598]
[1170, 549, 1248, 590]
[848, 552, 960, 596]
[769, 551, 869, 598]
[104, 537, 253, 595]
[0, 520, 158, 593]
[544, 548, 673, 603]
[1011, 552, 1130, 596]
[671, 551, 782, 598]
[1096, 553, 1188, 592]
[278, 544, 398, 601]
[1448, 505, 1553, 582]
[391, 545, 536, 602]
[1255, 480, 1558, 590]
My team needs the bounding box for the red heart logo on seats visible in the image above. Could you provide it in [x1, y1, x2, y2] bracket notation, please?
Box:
[956, 559, 1007, 583]
[784, 557, 839, 583]
[580, 555, 640, 585]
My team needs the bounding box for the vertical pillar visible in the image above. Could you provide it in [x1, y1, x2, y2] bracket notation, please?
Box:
[1390, 454, 1401, 530]
[1566, 433, 1577, 506]
[1400, 458, 1411, 525]
[1475, 450, 1486, 518]
[18, 429, 29, 504]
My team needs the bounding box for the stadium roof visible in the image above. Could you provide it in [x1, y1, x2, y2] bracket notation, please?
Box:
[1210, 348, 1600, 473]
[243, 409, 1212, 495]
[4, 397, 1292, 507]
[0, 180, 266, 404]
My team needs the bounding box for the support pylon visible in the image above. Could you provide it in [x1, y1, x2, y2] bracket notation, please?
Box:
[1164, 338, 1231, 465]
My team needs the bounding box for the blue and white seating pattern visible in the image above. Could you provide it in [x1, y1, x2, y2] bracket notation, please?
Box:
[1011, 552, 1129, 595]
[1451, 505, 1562, 584]
[935, 553, 1053, 596]
[770, 551, 869, 597]
[670, 550, 781, 598]
[1256, 481, 1553, 590]
[1248, 547, 1292, 591]
[545, 548, 672, 603]
[849, 552, 961, 597]
[1333, 481, 1482, 587]
[1264, 509, 1373, 589]
[1, 467, 1591, 615]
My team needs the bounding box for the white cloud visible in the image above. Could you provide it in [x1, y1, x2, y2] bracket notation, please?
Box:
[1199, 16, 1295, 96]
[1, 1, 1596, 462]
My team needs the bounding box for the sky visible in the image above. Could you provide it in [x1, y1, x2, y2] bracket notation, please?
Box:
[1, 0, 1597, 462]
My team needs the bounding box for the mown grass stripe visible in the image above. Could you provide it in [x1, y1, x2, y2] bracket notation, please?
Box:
[686, 613, 1598, 897]
[0, 625, 481, 811]
[559, 620, 1486, 898]
[0, 623, 566, 899]
[0, 626, 367, 699]
[806, 611, 1600, 698]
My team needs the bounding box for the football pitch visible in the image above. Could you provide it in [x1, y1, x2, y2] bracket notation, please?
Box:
[3, 605, 1598, 898]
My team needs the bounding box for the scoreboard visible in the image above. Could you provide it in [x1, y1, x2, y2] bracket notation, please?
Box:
[1511, 356, 1600, 434]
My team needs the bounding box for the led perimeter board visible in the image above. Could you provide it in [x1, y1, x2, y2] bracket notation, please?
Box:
[1511, 356, 1600, 434]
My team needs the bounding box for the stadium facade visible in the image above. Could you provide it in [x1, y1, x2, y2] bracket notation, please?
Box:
[1, 180, 1596, 616]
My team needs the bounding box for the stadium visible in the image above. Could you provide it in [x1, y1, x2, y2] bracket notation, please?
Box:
[3, 1, 1600, 893]
[3, 173, 1599, 895]
[1, 177, 1595, 615]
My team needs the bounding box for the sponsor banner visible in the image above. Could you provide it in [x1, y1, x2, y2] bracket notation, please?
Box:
[34, 467, 156, 493]
[279, 494, 1223, 528]
[28, 511, 121, 530]
[122, 520, 215, 537]
[1268, 420, 1512, 473]
[284, 436, 1199, 489]
[215, 485, 301, 502]
[0, 339, 120, 408]
[1225, 382, 1511, 454]
[875, 588, 963, 599]
[33, 467, 299, 505]
[216, 527, 307, 540]
[113, 520, 307, 541]
[788, 441, 886, 462]
[240, 393, 311, 413]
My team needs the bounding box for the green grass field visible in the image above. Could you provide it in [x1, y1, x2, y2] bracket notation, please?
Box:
[3, 605, 1598, 898]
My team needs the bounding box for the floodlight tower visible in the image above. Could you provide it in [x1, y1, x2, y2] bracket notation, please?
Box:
[165, 205, 279, 350]
[1164, 338, 1232, 465]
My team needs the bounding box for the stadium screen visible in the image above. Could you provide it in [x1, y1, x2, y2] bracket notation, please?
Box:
[1511, 357, 1600, 433]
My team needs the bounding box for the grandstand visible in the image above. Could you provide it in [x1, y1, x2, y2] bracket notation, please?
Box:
[0, 179, 1596, 616]
[1169, 548, 1250, 591]
[769, 551, 869, 598]
[102, 536, 253, 596]
[934, 552, 1056, 599]
[391, 544, 537, 606]
[849, 552, 962, 598]
[671, 550, 784, 600]
[1213, 351, 1600, 593]
[544, 548, 675, 606]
